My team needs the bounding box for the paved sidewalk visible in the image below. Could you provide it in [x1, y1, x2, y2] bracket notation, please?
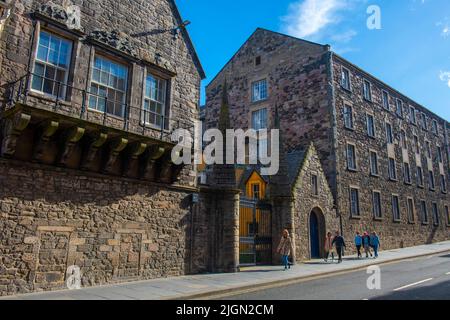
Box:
[3, 241, 450, 300]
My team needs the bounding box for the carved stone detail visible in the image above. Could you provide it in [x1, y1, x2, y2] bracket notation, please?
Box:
[103, 138, 128, 173]
[59, 127, 85, 166]
[81, 132, 108, 170]
[88, 30, 136, 56]
[37, 1, 83, 31]
[158, 150, 179, 184]
[33, 120, 59, 162]
[140, 145, 165, 181]
[0, 112, 31, 157]
[123, 142, 147, 177]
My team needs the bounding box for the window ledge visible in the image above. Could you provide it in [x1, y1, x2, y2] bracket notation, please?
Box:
[347, 168, 359, 173]
[344, 126, 355, 131]
[408, 221, 416, 225]
[340, 86, 352, 93]
[370, 173, 380, 178]
[350, 215, 361, 220]
[393, 219, 402, 223]
[28, 91, 72, 107]
[373, 217, 383, 222]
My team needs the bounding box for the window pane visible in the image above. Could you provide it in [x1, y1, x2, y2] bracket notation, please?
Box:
[37, 45, 48, 62]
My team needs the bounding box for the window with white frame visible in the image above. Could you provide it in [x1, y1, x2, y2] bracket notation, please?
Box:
[407, 198, 415, 223]
[409, 107, 416, 124]
[367, 114, 375, 138]
[421, 113, 428, 130]
[373, 191, 382, 219]
[344, 105, 354, 129]
[143, 73, 167, 128]
[382, 91, 389, 110]
[252, 108, 268, 157]
[414, 135, 420, 154]
[400, 130, 407, 149]
[350, 187, 360, 217]
[429, 170, 435, 190]
[432, 203, 440, 226]
[347, 144, 357, 170]
[341, 68, 351, 90]
[396, 99, 403, 118]
[440, 175, 447, 193]
[363, 80, 372, 101]
[392, 195, 401, 221]
[420, 200, 428, 224]
[417, 166, 424, 187]
[386, 123, 394, 144]
[403, 162, 411, 184]
[370, 151, 379, 176]
[31, 31, 72, 99]
[89, 55, 128, 117]
[252, 79, 267, 102]
[437, 146, 443, 163]
[388, 158, 397, 181]
[252, 108, 268, 130]
[425, 141, 432, 159]
[432, 120, 439, 135]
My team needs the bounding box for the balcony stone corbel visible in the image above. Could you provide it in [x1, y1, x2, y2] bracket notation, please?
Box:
[81, 132, 108, 170]
[103, 137, 128, 173]
[140, 145, 165, 181]
[0, 112, 31, 157]
[33, 120, 59, 162]
[58, 126, 85, 166]
[123, 142, 147, 177]
[158, 150, 179, 184]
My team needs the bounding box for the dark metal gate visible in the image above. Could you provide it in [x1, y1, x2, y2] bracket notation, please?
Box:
[239, 198, 272, 266]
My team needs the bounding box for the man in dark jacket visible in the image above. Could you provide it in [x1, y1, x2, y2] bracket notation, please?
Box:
[332, 231, 346, 263]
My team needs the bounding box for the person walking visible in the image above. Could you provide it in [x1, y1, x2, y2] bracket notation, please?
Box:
[362, 232, 373, 258]
[277, 229, 294, 270]
[354, 232, 362, 258]
[332, 231, 346, 263]
[324, 232, 334, 262]
[370, 232, 381, 258]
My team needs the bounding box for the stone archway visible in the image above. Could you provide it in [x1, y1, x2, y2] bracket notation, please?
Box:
[309, 207, 326, 259]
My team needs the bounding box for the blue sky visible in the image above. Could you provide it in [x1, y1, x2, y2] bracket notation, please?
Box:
[177, 0, 450, 121]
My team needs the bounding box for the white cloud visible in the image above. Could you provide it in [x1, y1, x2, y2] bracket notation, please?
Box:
[281, 0, 346, 38]
[439, 71, 450, 88]
[331, 29, 357, 43]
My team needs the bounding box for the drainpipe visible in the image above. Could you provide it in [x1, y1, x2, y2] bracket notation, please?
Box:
[325, 47, 343, 236]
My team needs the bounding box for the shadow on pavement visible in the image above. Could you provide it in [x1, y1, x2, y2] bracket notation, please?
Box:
[372, 281, 450, 300]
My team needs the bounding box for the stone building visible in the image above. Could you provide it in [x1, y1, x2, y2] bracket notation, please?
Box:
[0, 0, 244, 297]
[205, 28, 450, 261]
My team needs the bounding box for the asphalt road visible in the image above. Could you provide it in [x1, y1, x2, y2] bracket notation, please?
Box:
[220, 253, 450, 300]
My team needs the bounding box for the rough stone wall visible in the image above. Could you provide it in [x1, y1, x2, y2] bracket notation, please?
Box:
[191, 188, 240, 274]
[205, 29, 336, 191]
[332, 55, 450, 253]
[0, 159, 196, 296]
[291, 146, 339, 261]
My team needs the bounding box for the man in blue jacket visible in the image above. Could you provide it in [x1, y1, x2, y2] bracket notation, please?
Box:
[370, 232, 381, 258]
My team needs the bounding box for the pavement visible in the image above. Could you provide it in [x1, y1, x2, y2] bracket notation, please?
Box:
[2, 240, 450, 300]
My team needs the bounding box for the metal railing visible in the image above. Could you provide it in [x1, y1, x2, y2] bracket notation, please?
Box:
[4, 72, 195, 141]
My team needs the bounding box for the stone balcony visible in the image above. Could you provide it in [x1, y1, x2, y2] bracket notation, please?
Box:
[0, 73, 192, 184]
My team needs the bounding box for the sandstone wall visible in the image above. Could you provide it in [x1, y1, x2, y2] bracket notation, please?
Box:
[0, 159, 202, 296]
[332, 55, 450, 252]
